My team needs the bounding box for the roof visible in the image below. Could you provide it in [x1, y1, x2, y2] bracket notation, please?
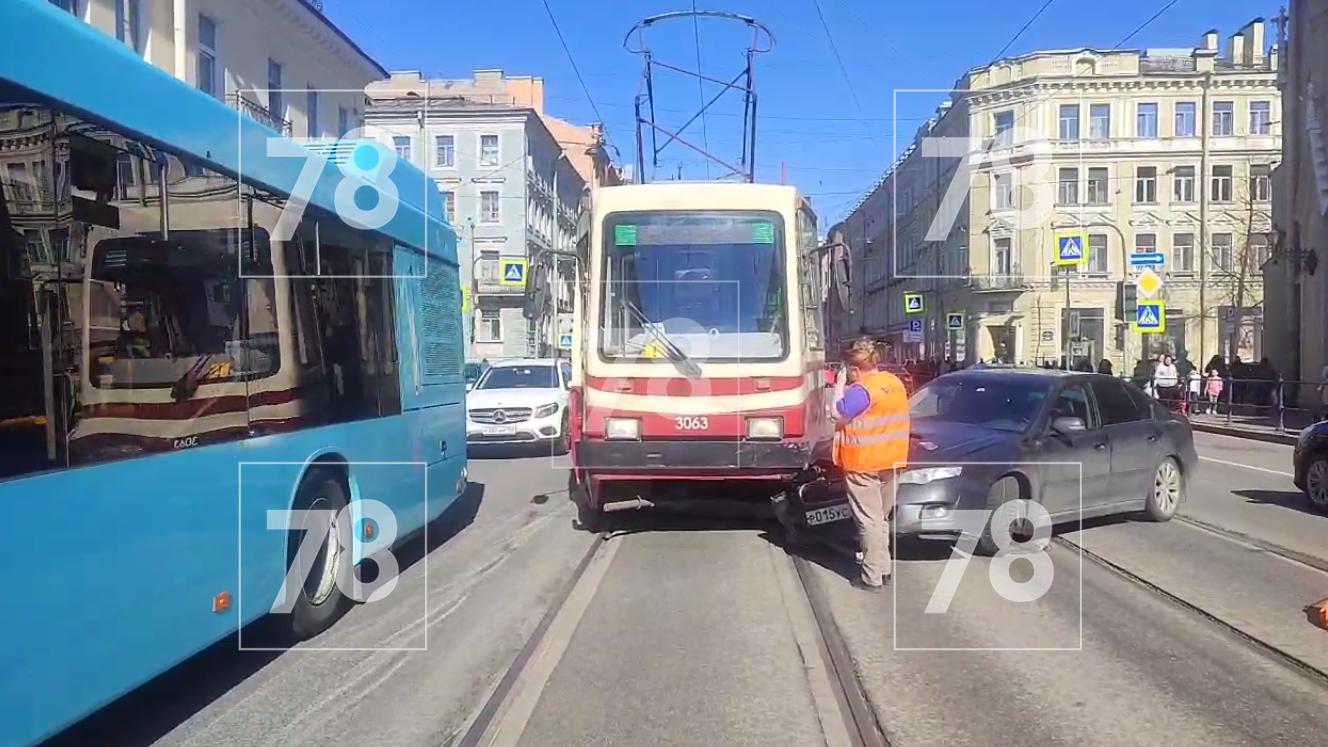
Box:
[297, 0, 388, 78]
[488, 358, 568, 368]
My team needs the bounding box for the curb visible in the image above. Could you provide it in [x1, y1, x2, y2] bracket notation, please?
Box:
[1189, 423, 1298, 445]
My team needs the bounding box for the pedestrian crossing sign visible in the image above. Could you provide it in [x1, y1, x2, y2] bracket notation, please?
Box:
[1054, 232, 1088, 266]
[904, 293, 924, 314]
[1132, 300, 1165, 333]
[947, 312, 964, 330]
[500, 258, 527, 287]
[558, 333, 573, 350]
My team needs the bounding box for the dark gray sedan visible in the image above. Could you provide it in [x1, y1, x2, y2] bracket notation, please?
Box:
[780, 369, 1198, 555]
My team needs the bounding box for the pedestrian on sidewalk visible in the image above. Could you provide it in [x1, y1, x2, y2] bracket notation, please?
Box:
[1097, 359, 1114, 376]
[832, 337, 911, 592]
[1186, 369, 1201, 414]
[1205, 368, 1224, 415]
[1154, 355, 1180, 408]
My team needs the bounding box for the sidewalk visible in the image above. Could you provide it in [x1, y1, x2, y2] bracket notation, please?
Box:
[1185, 411, 1312, 445]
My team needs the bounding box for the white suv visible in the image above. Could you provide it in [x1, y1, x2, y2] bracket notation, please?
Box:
[465, 359, 572, 453]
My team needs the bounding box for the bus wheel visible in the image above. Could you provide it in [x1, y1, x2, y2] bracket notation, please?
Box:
[574, 479, 605, 532]
[288, 468, 351, 640]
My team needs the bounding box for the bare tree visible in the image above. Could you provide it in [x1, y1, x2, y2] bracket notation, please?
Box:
[1204, 167, 1272, 365]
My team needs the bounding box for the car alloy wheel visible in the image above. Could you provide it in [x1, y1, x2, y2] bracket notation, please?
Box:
[1307, 458, 1328, 510]
[1152, 460, 1181, 516]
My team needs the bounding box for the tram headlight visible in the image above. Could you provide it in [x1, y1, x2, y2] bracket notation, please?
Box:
[605, 417, 641, 441]
[746, 417, 783, 441]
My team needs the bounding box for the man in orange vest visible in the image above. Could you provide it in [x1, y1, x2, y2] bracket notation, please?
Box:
[833, 337, 911, 590]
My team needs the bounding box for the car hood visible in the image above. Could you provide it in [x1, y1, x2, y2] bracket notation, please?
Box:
[466, 388, 565, 410]
[908, 419, 1020, 462]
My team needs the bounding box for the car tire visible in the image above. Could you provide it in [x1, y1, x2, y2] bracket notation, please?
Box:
[1142, 457, 1183, 522]
[554, 413, 571, 456]
[1304, 455, 1328, 512]
[974, 475, 1024, 557]
[287, 468, 352, 640]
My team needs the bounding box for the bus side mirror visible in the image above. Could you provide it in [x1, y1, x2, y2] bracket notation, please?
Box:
[831, 244, 852, 310]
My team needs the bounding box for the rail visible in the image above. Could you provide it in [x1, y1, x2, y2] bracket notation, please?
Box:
[1128, 373, 1324, 435]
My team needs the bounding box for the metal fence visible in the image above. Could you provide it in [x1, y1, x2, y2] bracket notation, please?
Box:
[1130, 373, 1324, 435]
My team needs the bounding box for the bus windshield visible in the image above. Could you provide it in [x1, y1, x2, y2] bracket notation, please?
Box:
[599, 211, 787, 362]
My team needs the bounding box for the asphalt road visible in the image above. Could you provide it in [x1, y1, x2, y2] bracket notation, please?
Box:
[42, 432, 1328, 746]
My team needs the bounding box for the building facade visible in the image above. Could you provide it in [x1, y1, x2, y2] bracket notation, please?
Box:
[842, 20, 1279, 371]
[44, 0, 385, 138]
[1266, 1, 1328, 389]
[365, 70, 595, 360]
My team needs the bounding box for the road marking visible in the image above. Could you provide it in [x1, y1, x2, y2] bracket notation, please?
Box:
[1198, 456, 1294, 478]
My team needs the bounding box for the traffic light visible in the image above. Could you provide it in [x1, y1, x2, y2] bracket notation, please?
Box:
[1116, 282, 1137, 322]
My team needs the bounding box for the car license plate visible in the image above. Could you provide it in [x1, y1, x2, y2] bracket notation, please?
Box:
[805, 503, 851, 527]
[482, 425, 517, 436]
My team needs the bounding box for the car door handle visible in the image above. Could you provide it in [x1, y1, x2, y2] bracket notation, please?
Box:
[1146, 433, 1159, 442]
[1093, 442, 1108, 451]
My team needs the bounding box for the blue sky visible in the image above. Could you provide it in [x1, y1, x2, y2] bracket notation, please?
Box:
[324, 0, 1280, 224]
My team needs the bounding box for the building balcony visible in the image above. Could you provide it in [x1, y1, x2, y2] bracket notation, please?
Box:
[969, 269, 1029, 292]
[226, 94, 292, 137]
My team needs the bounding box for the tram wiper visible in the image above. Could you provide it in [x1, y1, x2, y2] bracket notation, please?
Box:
[621, 298, 702, 379]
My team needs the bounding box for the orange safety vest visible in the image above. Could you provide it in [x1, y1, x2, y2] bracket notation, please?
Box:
[833, 370, 911, 473]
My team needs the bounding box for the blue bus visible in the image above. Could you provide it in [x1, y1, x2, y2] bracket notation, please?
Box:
[0, 3, 467, 745]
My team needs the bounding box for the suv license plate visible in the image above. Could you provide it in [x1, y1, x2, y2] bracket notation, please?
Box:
[805, 503, 852, 527]
[482, 425, 517, 436]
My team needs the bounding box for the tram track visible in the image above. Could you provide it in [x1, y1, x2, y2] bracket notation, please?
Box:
[447, 523, 890, 747]
[1051, 528, 1328, 687]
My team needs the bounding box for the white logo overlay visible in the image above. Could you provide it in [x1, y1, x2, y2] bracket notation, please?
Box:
[893, 462, 1083, 652]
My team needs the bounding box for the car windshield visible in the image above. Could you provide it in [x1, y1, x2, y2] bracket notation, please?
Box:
[599, 211, 787, 361]
[909, 376, 1052, 432]
[477, 365, 556, 390]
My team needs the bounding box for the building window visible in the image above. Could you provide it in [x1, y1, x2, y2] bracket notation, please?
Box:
[442, 191, 456, 224]
[1057, 167, 1078, 205]
[1089, 103, 1110, 140]
[1251, 164, 1272, 202]
[1175, 101, 1196, 137]
[477, 309, 502, 342]
[480, 190, 500, 223]
[115, 0, 146, 55]
[1213, 233, 1234, 271]
[435, 135, 455, 168]
[1087, 234, 1108, 274]
[338, 107, 350, 137]
[197, 14, 218, 98]
[1248, 233, 1270, 273]
[1135, 232, 1156, 259]
[267, 59, 283, 122]
[1173, 165, 1196, 203]
[1086, 167, 1109, 205]
[1250, 101, 1272, 135]
[479, 134, 499, 167]
[991, 172, 1013, 210]
[1211, 165, 1233, 202]
[992, 237, 1012, 275]
[1136, 102, 1158, 138]
[1058, 104, 1080, 140]
[1134, 165, 1157, 204]
[1212, 101, 1234, 136]
[1172, 232, 1194, 272]
[306, 88, 319, 137]
[392, 136, 411, 161]
[993, 110, 1014, 147]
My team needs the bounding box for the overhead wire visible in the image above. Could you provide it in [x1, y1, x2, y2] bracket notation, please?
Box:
[538, 0, 619, 158]
[690, 1, 712, 178]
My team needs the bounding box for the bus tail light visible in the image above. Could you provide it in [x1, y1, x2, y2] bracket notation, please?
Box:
[746, 417, 783, 441]
[213, 591, 231, 614]
[605, 418, 641, 441]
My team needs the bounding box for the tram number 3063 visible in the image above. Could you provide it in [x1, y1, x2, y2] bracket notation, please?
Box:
[674, 416, 710, 431]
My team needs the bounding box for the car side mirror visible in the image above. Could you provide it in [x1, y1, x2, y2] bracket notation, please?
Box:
[1051, 416, 1086, 435]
